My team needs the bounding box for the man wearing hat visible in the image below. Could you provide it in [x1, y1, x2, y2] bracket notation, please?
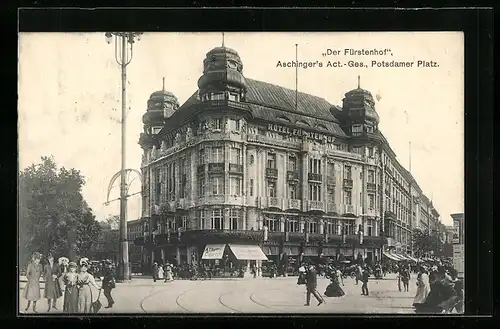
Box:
[102, 260, 116, 308]
[43, 253, 62, 311]
[304, 264, 324, 306]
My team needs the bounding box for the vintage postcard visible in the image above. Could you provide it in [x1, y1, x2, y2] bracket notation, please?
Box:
[18, 31, 464, 315]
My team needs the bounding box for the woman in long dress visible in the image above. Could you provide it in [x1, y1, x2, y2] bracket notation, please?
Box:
[164, 263, 173, 282]
[62, 262, 79, 313]
[23, 252, 42, 312]
[324, 265, 345, 297]
[158, 265, 165, 280]
[43, 253, 62, 311]
[76, 260, 102, 313]
[413, 267, 430, 306]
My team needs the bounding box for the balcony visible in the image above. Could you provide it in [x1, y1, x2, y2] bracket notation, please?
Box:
[286, 171, 299, 181]
[199, 99, 252, 113]
[367, 182, 376, 191]
[363, 235, 385, 247]
[343, 178, 353, 188]
[288, 199, 301, 210]
[365, 207, 377, 217]
[267, 197, 280, 208]
[327, 176, 336, 186]
[308, 173, 322, 182]
[343, 204, 356, 215]
[385, 210, 396, 219]
[229, 163, 243, 174]
[307, 200, 324, 212]
[208, 163, 225, 173]
[197, 164, 205, 174]
[327, 203, 338, 214]
[265, 168, 278, 178]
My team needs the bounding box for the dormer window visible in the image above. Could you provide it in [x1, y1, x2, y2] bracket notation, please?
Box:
[152, 127, 162, 134]
[228, 93, 239, 102]
[211, 93, 225, 101]
[352, 124, 363, 136]
[228, 60, 238, 69]
[366, 125, 374, 133]
[213, 118, 223, 130]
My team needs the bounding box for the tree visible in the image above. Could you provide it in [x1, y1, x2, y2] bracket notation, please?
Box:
[105, 215, 120, 230]
[411, 228, 444, 258]
[18, 156, 101, 266]
[76, 208, 101, 256]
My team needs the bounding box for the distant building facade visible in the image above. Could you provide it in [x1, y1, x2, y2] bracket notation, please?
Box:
[134, 44, 442, 269]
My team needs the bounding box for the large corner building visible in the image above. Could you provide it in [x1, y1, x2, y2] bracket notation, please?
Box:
[134, 44, 441, 273]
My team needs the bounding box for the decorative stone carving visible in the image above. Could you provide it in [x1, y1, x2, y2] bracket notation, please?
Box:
[186, 127, 193, 140]
[151, 145, 158, 159]
[174, 132, 181, 144]
[160, 140, 167, 153]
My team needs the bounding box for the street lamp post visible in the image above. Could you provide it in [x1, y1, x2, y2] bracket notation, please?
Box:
[104, 32, 142, 281]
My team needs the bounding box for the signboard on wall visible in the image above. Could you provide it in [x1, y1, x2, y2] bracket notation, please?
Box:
[201, 244, 225, 260]
[452, 226, 460, 244]
[453, 244, 464, 277]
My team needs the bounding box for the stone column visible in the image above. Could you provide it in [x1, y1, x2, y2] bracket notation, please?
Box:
[186, 245, 191, 264]
[160, 248, 165, 263]
[280, 216, 285, 232]
[176, 247, 181, 265]
[242, 143, 247, 206]
[224, 208, 230, 230]
[301, 152, 308, 209]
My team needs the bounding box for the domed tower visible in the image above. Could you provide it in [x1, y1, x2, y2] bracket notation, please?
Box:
[342, 76, 380, 136]
[139, 78, 180, 150]
[197, 37, 247, 103]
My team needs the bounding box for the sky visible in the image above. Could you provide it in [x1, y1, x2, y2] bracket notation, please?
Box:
[18, 32, 464, 226]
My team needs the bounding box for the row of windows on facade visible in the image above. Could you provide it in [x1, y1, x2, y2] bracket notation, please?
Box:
[147, 209, 377, 236]
[154, 174, 377, 209]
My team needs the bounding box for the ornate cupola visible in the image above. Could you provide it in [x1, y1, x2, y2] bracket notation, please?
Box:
[197, 34, 247, 102]
[342, 76, 380, 136]
[139, 78, 179, 150]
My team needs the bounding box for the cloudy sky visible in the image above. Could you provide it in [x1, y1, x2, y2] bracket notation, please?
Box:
[18, 32, 464, 225]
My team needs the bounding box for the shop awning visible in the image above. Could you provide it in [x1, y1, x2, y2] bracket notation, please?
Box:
[383, 252, 401, 261]
[201, 244, 226, 260]
[394, 254, 408, 261]
[228, 244, 268, 261]
[407, 256, 419, 262]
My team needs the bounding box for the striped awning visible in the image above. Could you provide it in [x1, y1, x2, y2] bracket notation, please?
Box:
[383, 252, 400, 261]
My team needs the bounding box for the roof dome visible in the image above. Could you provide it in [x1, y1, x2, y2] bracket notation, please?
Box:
[197, 46, 247, 92]
[143, 87, 179, 128]
[342, 76, 379, 125]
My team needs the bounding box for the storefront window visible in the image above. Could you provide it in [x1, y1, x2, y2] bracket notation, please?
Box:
[211, 209, 223, 230]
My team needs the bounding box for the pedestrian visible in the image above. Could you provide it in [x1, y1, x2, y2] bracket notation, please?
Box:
[355, 263, 363, 285]
[43, 253, 62, 311]
[158, 264, 165, 280]
[152, 262, 159, 282]
[23, 252, 42, 312]
[304, 264, 324, 306]
[102, 260, 116, 309]
[62, 262, 79, 313]
[413, 266, 430, 307]
[401, 267, 410, 292]
[324, 265, 345, 297]
[76, 259, 102, 313]
[164, 263, 173, 282]
[361, 265, 370, 296]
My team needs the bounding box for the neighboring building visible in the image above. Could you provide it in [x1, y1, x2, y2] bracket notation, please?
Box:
[127, 219, 144, 265]
[444, 225, 455, 244]
[134, 44, 442, 270]
[451, 213, 465, 244]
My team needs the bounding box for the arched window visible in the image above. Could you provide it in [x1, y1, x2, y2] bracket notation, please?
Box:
[277, 116, 292, 123]
[316, 124, 328, 130]
[296, 120, 310, 127]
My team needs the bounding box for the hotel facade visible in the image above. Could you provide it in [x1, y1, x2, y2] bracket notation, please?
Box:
[134, 45, 441, 272]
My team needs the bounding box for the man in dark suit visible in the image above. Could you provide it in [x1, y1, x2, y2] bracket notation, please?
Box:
[305, 264, 324, 306]
[361, 265, 370, 295]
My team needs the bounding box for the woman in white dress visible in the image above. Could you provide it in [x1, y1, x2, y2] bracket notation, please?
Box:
[158, 265, 165, 280]
[413, 266, 430, 306]
[76, 260, 102, 313]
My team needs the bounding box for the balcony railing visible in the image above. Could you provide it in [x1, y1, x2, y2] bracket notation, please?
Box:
[265, 168, 278, 178]
[308, 173, 322, 182]
[287, 171, 299, 181]
[200, 99, 251, 112]
[327, 176, 336, 186]
[208, 163, 225, 173]
[197, 164, 205, 174]
[229, 163, 243, 174]
[267, 197, 279, 208]
[343, 178, 353, 188]
[327, 203, 337, 213]
[365, 207, 377, 217]
[344, 204, 355, 214]
[308, 200, 324, 212]
[367, 182, 376, 191]
[288, 199, 301, 210]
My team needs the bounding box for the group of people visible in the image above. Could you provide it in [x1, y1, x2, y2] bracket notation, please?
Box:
[23, 252, 116, 313]
[412, 264, 464, 313]
[152, 261, 174, 282]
